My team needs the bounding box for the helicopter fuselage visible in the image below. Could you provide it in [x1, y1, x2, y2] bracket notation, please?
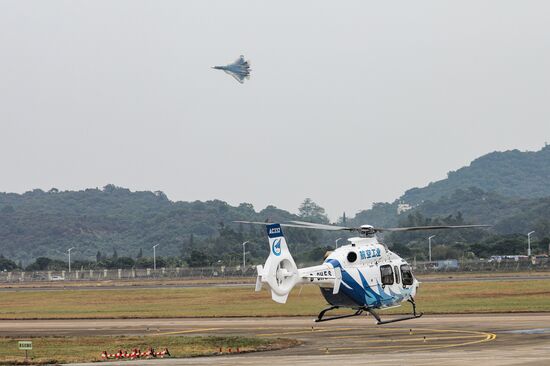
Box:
[315, 237, 418, 309]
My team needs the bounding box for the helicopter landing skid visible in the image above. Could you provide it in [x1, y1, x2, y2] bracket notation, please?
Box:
[315, 299, 423, 324]
[367, 299, 423, 325]
[314, 306, 365, 323]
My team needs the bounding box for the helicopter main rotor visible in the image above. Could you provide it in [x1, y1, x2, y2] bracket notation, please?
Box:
[234, 220, 490, 236]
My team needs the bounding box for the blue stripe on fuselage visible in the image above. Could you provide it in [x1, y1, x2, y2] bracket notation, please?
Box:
[325, 259, 394, 308]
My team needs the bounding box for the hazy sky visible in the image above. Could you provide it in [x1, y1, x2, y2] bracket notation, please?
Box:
[1, 1, 549, 219]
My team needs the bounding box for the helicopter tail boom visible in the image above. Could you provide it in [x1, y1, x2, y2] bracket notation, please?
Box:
[255, 223, 342, 304]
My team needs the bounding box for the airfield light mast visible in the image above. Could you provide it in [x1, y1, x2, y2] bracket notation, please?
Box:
[67, 247, 75, 273]
[527, 231, 535, 257]
[335, 238, 342, 249]
[152, 244, 160, 271]
[428, 236, 436, 263]
[242, 241, 250, 273]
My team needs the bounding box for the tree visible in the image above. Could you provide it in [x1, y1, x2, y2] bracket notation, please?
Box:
[0, 255, 18, 271]
[137, 248, 143, 259]
[112, 248, 118, 260]
[114, 257, 135, 269]
[0, 205, 15, 214]
[96, 251, 102, 263]
[187, 250, 209, 267]
[26, 257, 53, 271]
[298, 198, 329, 223]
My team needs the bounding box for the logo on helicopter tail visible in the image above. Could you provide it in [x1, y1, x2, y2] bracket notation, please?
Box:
[266, 223, 284, 238]
[272, 238, 282, 256]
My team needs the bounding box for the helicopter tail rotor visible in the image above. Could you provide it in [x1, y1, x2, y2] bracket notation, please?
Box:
[255, 223, 300, 304]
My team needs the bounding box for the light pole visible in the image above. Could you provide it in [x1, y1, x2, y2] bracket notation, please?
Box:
[428, 236, 436, 262]
[67, 247, 75, 273]
[242, 241, 250, 273]
[527, 231, 535, 256]
[152, 244, 160, 271]
[335, 238, 342, 249]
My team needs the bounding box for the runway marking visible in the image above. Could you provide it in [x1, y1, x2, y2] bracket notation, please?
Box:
[155, 327, 223, 336]
[320, 328, 496, 353]
[330, 327, 491, 339]
[257, 327, 355, 337]
[336, 335, 489, 343]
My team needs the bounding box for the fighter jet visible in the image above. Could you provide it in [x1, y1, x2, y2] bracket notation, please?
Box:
[212, 55, 251, 84]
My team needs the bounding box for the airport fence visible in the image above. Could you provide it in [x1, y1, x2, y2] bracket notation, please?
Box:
[0, 266, 258, 283]
[0, 258, 549, 283]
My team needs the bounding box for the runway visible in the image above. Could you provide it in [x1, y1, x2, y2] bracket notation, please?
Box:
[2, 314, 550, 365]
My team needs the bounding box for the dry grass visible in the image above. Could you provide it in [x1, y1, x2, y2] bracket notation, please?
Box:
[0, 336, 295, 365]
[2, 271, 547, 290]
[0, 279, 549, 319]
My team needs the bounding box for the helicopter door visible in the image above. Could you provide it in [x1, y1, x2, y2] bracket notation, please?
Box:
[380, 265, 394, 286]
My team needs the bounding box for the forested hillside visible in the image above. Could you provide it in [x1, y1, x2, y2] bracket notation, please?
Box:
[2, 146, 550, 267]
[401, 145, 550, 205]
[351, 145, 550, 230]
[0, 187, 333, 265]
[345, 146, 550, 259]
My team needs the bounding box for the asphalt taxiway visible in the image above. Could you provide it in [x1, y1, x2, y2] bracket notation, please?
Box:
[2, 313, 550, 365]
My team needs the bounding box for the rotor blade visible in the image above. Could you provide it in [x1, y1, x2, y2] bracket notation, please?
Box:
[233, 220, 348, 230]
[287, 221, 355, 231]
[374, 224, 491, 232]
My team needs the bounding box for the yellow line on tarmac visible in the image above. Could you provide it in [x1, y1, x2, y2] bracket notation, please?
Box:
[331, 327, 489, 339]
[417, 332, 496, 351]
[338, 334, 488, 343]
[320, 331, 496, 353]
[155, 328, 223, 336]
[257, 327, 355, 337]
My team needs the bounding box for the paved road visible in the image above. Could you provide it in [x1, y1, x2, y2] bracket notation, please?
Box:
[2, 314, 550, 365]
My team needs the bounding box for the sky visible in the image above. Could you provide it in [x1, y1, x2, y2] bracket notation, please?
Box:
[1, 1, 549, 220]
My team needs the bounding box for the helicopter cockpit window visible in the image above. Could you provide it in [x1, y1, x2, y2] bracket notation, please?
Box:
[380, 265, 394, 285]
[347, 251, 357, 263]
[400, 264, 414, 286]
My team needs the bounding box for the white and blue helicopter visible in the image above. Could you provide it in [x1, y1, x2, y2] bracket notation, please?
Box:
[235, 220, 489, 324]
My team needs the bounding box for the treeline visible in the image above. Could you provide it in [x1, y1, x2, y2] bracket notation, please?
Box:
[386, 212, 550, 260]
[2, 145, 550, 265]
[0, 187, 334, 265]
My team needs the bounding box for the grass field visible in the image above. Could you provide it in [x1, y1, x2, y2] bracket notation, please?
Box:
[1, 271, 548, 290]
[0, 336, 295, 365]
[0, 279, 549, 319]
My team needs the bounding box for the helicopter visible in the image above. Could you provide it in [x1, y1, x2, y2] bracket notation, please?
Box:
[235, 220, 489, 324]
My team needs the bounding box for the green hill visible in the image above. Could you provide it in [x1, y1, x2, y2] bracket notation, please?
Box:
[2, 145, 550, 265]
[401, 145, 550, 205]
[0, 186, 336, 265]
[347, 146, 550, 257]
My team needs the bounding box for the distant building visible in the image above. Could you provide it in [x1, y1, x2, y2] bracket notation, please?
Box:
[434, 259, 459, 270]
[397, 202, 412, 215]
[488, 255, 529, 263]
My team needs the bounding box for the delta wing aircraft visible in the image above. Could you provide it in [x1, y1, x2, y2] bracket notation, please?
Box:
[212, 55, 251, 83]
[235, 221, 489, 324]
